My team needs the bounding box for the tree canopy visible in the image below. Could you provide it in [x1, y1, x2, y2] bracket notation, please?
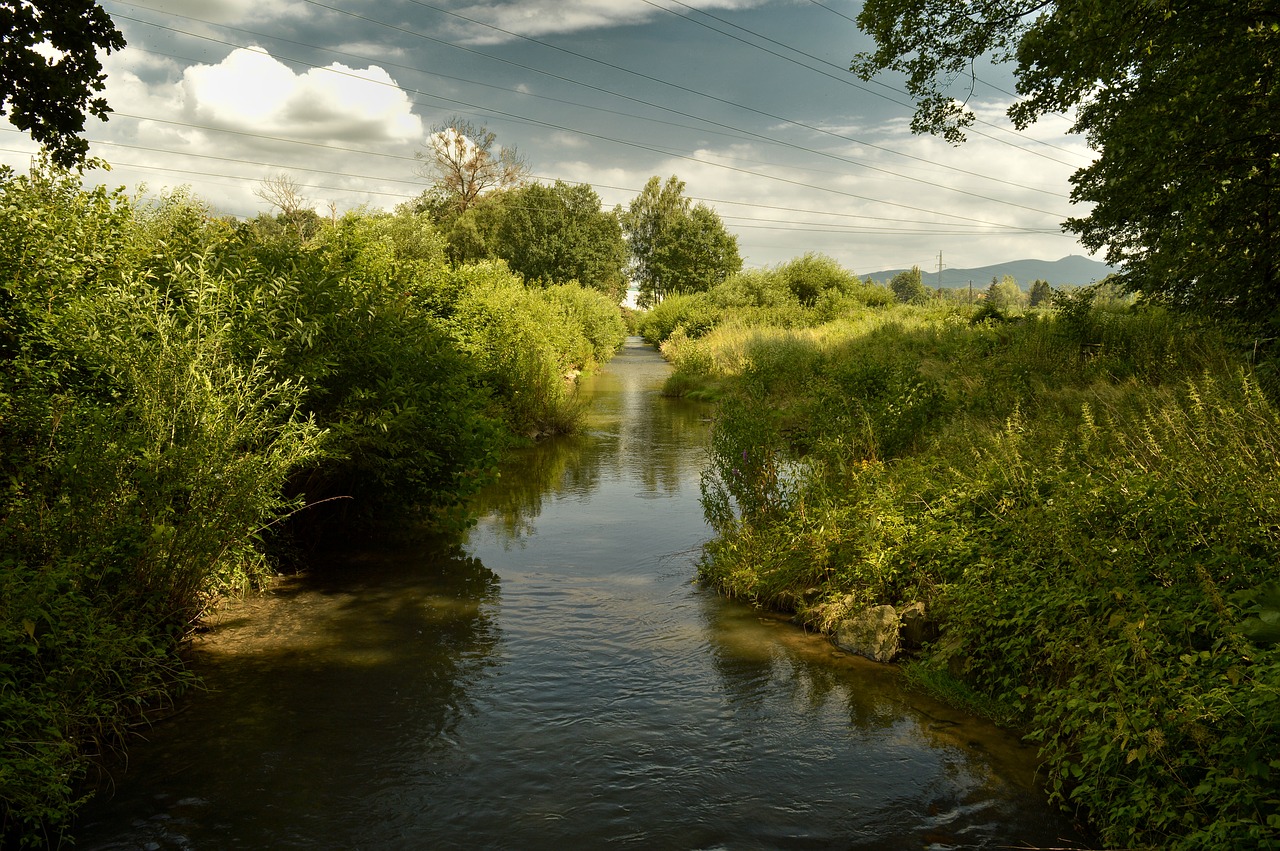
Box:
[890, 266, 928, 304]
[429, 181, 628, 301]
[0, 0, 125, 167]
[491, 181, 628, 301]
[415, 117, 529, 216]
[620, 175, 741, 307]
[853, 0, 1280, 330]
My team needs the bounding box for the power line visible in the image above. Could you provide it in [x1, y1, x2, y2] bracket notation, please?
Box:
[99, 14, 1064, 231]
[395, 0, 1084, 179]
[640, 0, 1088, 164]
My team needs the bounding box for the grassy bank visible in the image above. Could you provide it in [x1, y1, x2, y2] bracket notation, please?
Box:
[644, 273, 1280, 848]
[0, 164, 624, 847]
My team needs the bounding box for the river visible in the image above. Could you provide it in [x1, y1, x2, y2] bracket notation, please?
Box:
[78, 337, 1089, 850]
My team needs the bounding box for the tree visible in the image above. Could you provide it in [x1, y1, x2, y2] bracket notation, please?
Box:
[620, 175, 742, 307]
[1029, 278, 1052, 308]
[415, 117, 529, 216]
[985, 274, 1024, 311]
[0, 0, 125, 167]
[890, 266, 928, 304]
[254, 172, 316, 241]
[852, 1, 1280, 330]
[776, 252, 858, 306]
[490, 181, 628, 301]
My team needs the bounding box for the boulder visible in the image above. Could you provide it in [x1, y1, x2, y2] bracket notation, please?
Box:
[833, 604, 901, 662]
[898, 601, 935, 650]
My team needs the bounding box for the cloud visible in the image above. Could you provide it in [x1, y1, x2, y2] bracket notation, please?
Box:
[140, 0, 305, 26]
[442, 0, 768, 43]
[179, 48, 423, 144]
[34, 46, 430, 221]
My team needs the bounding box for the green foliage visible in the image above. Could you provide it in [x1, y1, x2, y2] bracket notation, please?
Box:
[710, 268, 798, 311]
[430, 182, 628, 302]
[0, 166, 322, 845]
[985, 275, 1024, 312]
[1028, 278, 1052, 308]
[773, 252, 859, 306]
[0, 164, 616, 845]
[889, 266, 928, 305]
[0, 2, 125, 167]
[543, 282, 627, 366]
[620, 175, 742, 306]
[445, 261, 587, 437]
[852, 0, 1280, 330]
[635, 292, 723, 346]
[690, 294, 1279, 847]
[492, 182, 628, 301]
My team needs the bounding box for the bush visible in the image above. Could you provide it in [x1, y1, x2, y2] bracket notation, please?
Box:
[695, 296, 1280, 848]
[0, 165, 322, 845]
[543, 282, 627, 367]
[0, 168, 618, 845]
[636, 292, 722, 345]
[445, 262, 585, 437]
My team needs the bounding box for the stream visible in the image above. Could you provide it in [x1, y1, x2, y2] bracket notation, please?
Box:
[78, 337, 1089, 850]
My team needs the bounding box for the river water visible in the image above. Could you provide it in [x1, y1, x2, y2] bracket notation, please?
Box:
[78, 338, 1089, 850]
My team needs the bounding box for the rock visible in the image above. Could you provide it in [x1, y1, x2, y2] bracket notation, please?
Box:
[833, 604, 901, 662]
[898, 601, 935, 650]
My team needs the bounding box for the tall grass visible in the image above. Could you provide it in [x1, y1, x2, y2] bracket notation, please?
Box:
[677, 295, 1279, 848]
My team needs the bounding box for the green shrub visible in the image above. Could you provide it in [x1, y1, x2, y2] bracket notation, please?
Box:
[543, 282, 626, 367]
[2, 166, 606, 845]
[636, 292, 722, 345]
[0, 165, 323, 844]
[445, 262, 585, 437]
[696, 296, 1280, 848]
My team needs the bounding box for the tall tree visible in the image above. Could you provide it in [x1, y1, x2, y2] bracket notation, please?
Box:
[853, 0, 1280, 330]
[492, 181, 628, 301]
[620, 175, 741, 306]
[0, 0, 125, 167]
[986, 274, 1024, 311]
[1029, 278, 1052, 308]
[415, 117, 529, 216]
[890, 266, 928, 304]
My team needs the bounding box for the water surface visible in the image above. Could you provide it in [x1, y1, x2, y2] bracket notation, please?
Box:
[79, 338, 1089, 850]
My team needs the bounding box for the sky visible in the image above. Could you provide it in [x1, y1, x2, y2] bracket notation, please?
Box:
[1, 0, 1101, 274]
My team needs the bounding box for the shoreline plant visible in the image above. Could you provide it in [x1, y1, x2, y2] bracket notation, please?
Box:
[648, 287, 1280, 848]
[0, 164, 624, 847]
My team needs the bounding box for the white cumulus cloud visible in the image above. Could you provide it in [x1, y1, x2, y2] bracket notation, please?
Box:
[180, 48, 423, 144]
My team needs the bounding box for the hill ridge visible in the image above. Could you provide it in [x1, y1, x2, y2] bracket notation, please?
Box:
[863, 255, 1115, 289]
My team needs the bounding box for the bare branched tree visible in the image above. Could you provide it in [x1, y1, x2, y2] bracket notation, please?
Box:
[415, 117, 529, 216]
[254, 172, 314, 239]
[254, 172, 308, 217]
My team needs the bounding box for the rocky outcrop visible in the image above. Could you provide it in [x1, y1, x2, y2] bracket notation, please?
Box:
[833, 604, 901, 662]
[831, 601, 934, 663]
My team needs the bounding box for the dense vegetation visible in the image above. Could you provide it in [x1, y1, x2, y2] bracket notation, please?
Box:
[640, 264, 1280, 849]
[0, 162, 624, 847]
[854, 0, 1280, 336]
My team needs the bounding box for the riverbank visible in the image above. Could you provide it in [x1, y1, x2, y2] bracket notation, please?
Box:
[74, 338, 1088, 850]
[0, 166, 624, 847]
[644, 290, 1280, 849]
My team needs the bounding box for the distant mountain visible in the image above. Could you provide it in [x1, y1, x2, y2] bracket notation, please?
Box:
[862, 255, 1117, 289]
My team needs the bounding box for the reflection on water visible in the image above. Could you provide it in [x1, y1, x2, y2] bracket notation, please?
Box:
[78, 338, 1089, 850]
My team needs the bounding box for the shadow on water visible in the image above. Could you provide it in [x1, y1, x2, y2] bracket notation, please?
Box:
[700, 599, 1090, 849]
[78, 544, 502, 849]
[77, 339, 1093, 850]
